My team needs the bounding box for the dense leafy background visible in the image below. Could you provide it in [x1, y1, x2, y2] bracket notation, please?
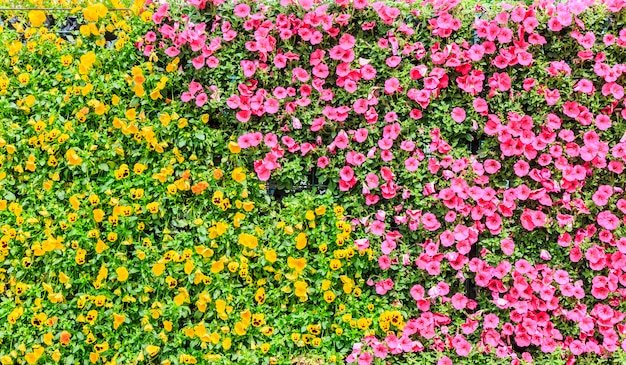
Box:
[2, 0, 626, 364]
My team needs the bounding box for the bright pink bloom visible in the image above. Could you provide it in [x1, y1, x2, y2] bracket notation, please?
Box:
[451, 107, 466, 123]
[384, 78, 401, 94]
[233, 3, 250, 18]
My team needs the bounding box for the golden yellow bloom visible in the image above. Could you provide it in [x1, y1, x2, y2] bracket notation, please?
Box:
[116, 267, 129, 282]
[231, 167, 246, 182]
[24, 346, 44, 365]
[210, 260, 224, 274]
[65, 149, 82, 166]
[294, 280, 307, 298]
[254, 287, 265, 304]
[324, 290, 336, 303]
[330, 259, 342, 270]
[146, 202, 159, 214]
[238, 233, 258, 249]
[295, 232, 307, 250]
[133, 163, 147, 174]
[145, 345, 160, 357]
[152, 262, 165, 277]
[264, 250, 277, 263]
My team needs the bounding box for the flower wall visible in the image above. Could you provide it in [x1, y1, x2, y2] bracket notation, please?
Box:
[2, 0, 626, 364]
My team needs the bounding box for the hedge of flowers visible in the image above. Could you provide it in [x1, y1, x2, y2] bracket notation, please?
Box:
[3, 0, 626, 364]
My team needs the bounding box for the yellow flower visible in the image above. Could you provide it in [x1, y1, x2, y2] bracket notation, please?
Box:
[264, 250, 277, 263]
[116, 267, 129, 282]
[323, 290, 336, 303]
[152, 262, 165, 277]
[83, 3, 108, 22]
[295, 232, 307, 250]
[210, 260, 224, 274]
[65, 149, 82, 166]
[146, 202, 159, 214]
[28, 11, 47, 27]
[254, 287, 265, 304]
[228, 141, 241, 154]
[238, 233, 258, 249]
[294, 281, 308, 297]
[133, 163, 147, 174]
[145, 345, 160, 357]
[24, 346, 44, 364]
[93, 209, 104, 223]
[330, 259, 342, 270]
[231, 167, 246, 182]
[18, 73, 30, 85]
[94, 341, 109, 353]
[287, 257, 306, 273]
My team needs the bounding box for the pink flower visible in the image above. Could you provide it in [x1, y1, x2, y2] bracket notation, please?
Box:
[355, 128, 369, 143]
[386, 56, 402, 67]
[254, 160, 272, 181]
[501, 238, 515, 256]
[592, 185, 613, 206]
[595, 114, 611, 130]
[483, 159, 501, 174]
[144, 31, 157, 42]
[404, 158, 419, 172]
[513, 160, 530, 177]
[181, 92, 193, 102]
[373, 343, 388, 359]
[333, 130, 350, 149]
[579, 31, 596, 49]
[233, 3, 250, 18]
[292, 67, 310, 82]
[317, 156, 329, 168]
[597, 211, 619, 230]
[421, 213, 441, 231]
[384, 78, 401, 94]
[298, 0, 313, 10]
[381, 167, 394, 181]
[357, 352, 373, 365]
[195, 93, 208, 107]
[339, 33, 356, 49]
[453, 335, 472, 356]
[563, 101, 581, 118]
[370, 220, 386, 236]
[483, 314, 499, 329]
[451, 107, 466, 123]
[354, 238, 370, 251]
[361, 64, 377, 80]
[520, 209, 547, 231]
[378, 255, 391, 270]
[544, 88, 560, 105]
[192, 55, 205, 69]
[365, 173, 379, 188]
[451, 292, 467, 309]
[164, 46, 180, 57]
[353, 99, 368, 114]
[340, 166, 355, 181]
[354, 0, 369, 9]
[456, 70, 484, 95]
[472, 97, 488, 114]
[236, 110, 251, 123]
[240, 60, 256, 77]
[570, 340, 585, 356]
[515, 259, 532, 274]
[523, 78, 536, 91]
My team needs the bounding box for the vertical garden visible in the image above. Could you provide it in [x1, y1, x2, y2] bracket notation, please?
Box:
[1, 0, 626, 364]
